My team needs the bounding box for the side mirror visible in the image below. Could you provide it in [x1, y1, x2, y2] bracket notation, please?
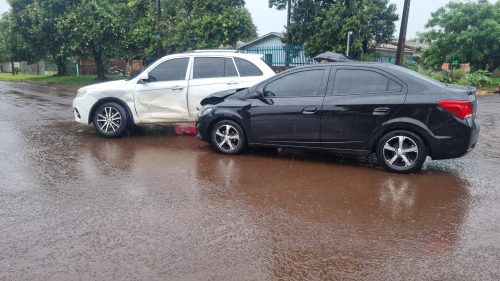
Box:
[246, 88, 264, 99]
[138, 73, 149, 83]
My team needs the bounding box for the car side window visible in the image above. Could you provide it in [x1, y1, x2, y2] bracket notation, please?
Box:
[263, 70, 324, 98]
[234, 57, 263, 77]
[333, 69, 389, 94]
[148, 58, 189, 82]
[225, 58, 239, 77]
[193, 57, 238, 79]
[388, 79, 403, 92]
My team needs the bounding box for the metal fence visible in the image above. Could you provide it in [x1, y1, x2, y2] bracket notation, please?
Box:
[241, 45, 314, 67]
[369, 55, 418, 64]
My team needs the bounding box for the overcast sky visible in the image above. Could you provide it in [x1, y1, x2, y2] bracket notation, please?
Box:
[0, 0, 481, 39]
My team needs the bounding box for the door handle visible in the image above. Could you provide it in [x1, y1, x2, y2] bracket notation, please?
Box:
[302, 106, 317, 115]
[172, 86, 184, 91]
[373, 107, 390, 115]
[227, 81, 239, 85]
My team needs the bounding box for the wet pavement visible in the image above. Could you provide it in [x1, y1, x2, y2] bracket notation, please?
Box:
[1, 81, 500, 280]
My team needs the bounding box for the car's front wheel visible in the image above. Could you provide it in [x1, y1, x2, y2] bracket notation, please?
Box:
[376, 130, 427, 173]
[211, 120, 246, 154]
[93, 102, 129, 138]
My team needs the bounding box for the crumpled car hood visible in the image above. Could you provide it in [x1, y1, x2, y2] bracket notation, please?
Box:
[200, 88, 248, 106]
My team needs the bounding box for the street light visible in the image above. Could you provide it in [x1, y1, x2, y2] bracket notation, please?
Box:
[346, 31, 353, 57]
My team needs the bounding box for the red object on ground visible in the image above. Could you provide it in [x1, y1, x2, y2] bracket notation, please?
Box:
[174, 123, 197, 135]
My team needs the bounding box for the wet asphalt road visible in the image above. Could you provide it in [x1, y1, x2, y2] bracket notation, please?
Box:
[0, 81, 500, 280]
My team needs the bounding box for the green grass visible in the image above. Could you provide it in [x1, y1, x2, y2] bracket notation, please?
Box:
[0, 73, 128, 88]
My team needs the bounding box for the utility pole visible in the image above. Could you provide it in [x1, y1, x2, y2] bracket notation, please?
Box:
[395, 0, 411, 66]
[156, 0, 163, 59]
[285, 0, 291, 67]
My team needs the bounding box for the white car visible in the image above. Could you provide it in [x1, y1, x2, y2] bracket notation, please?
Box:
[73, 50, 275, 137]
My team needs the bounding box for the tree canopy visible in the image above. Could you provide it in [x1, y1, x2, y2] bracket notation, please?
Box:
[420, 0, 500, 71]
[0, 0, 257, 79]
[162, 0, 256, 53]
[271, 0, 398, 59]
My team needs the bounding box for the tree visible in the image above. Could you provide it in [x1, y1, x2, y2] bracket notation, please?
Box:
[161, 0, 257, 53]
[271, 0, 398, 59]
[8, 0, 80, 75]
[58, 0, 127, 80]
[0, 12, 37, 74]
[120, 0, 157, 60]
[0, 14, 13, 73]
[420, 0, 500, 71]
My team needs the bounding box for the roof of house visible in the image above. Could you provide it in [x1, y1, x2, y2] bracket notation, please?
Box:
[376, 41, 429, 55]
[237, 32, 284, 49]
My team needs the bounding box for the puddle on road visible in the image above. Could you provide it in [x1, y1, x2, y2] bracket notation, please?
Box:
[3, 81, 500, 280]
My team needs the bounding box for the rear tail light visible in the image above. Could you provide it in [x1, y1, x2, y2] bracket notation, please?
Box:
[437, 100, 473, 119]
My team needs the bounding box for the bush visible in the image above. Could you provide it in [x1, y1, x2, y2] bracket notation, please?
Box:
[412, 65, 491, 87]
[456, 72, 492, 88]
[450, 69, 465, 82]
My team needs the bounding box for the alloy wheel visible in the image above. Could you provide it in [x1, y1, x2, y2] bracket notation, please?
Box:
[382, 135, 419, 168]
[96, 107, 122, 134]
[214, 124, 240, 153]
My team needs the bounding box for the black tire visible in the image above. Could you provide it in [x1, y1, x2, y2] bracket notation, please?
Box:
[93, 102, 129, 138]
[211, 120, 246, 154]
[376, 130, 427, 173]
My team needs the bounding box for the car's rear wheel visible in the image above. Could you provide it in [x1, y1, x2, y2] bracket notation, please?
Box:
[93, 102, 129, 138]
[211, 120, 246, 154]
[376, 130, 427, 173]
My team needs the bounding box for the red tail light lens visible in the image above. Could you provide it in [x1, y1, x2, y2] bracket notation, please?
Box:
[437, 100, 473, 119]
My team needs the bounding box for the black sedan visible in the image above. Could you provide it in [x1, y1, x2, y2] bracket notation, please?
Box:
[196, 63, 479, 173]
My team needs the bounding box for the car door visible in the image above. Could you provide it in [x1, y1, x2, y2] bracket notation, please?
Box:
[321, 67, 407, 151]
[134, 57, 190, 123]
[248, 67, 329, 147]
[186, 57, 240, 118]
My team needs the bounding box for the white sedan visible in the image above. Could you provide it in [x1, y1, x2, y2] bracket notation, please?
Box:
[73, 51, 275, 137]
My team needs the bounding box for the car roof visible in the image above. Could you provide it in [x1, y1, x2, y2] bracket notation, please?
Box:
[164, 50, 262, 59]
[294, 62, 394, 69]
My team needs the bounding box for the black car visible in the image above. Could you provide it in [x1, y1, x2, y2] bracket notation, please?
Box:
[196, 63, 479, 173]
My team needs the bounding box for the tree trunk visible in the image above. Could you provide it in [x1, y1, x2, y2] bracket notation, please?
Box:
[93, 50, 106, 81]
[55, 57, 68, 76]
[52, 53, 68, 76]
[11, 60, 15, 76]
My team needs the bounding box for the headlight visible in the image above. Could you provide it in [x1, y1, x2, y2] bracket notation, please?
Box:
[198, 106, 215, 117]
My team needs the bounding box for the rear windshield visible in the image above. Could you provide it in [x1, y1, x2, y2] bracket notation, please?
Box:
[393, 66, 445, 88]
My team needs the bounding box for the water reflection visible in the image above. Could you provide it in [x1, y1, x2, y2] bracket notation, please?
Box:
[18, 121, 472, 279]
[194, 150, 470, 279]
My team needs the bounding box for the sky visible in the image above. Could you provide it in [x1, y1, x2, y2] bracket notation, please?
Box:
[0, 0, 481, 39]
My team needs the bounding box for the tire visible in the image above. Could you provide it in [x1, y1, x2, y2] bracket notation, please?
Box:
[376, 130, 427, 173]
[211, 120, 246, 154]
[93, 102, 129, 138]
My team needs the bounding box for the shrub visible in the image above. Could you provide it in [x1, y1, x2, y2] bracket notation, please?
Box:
[450, 69, 465, 82]
[456, 72, 492, 88]
[412, 65, 491, 87]
[429, 71, 446, 83]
